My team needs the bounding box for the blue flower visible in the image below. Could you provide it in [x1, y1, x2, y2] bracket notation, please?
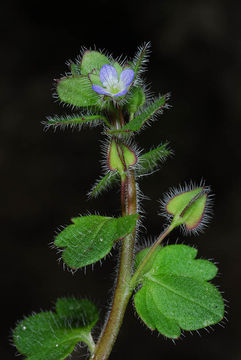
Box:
[92, 64, 135, 98]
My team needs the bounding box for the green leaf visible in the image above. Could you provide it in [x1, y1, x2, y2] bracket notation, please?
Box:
[81, 51, 110, 75]
[88, 171, 120, 198]
[136, 143, 171, 176]
[89, 73, 103, 86]
[13, 297, 99, 359]
[134, 245, 224, 338]
[113, 61, 123, 76]
[135, 286, 181, 338]
[57, 76, 99, 107]
[131, 42, 151, 79]
[70, 62, 81, 76]
[126, 87, 145, 116]
[55, 298, 98, 331]
[44, 113, 110, 130]
[55, 214, 139, 269]
[108, 95, 168, 135]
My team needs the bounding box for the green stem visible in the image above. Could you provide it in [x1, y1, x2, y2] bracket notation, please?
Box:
[130, 224, 174, 289]
[90, 169, 137, 360]
[83, 333, 96, 354]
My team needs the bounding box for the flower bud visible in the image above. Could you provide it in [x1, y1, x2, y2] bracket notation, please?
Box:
[161, 182, 213, 234]
[107, 139, 137, 177]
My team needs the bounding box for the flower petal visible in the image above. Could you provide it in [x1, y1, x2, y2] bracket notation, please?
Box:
[92, 84, 110, 95]
[100, 65, 118, 86]
[112, 88, 128, 97]
[120, 68, 135, 87]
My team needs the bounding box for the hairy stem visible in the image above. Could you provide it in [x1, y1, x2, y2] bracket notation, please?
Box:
[130, 224, 174, 289]
[91, 169, 137, 360]
[120, 175, 127, 216]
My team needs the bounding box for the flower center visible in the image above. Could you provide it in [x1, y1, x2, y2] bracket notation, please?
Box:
[103, 79, 124, 95]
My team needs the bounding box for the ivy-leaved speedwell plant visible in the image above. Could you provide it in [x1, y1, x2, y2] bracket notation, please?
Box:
[12, 43, 225, 360]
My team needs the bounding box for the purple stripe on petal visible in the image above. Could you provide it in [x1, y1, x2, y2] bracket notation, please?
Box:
[120, 68, 135, 87]
[92, 84, 110, 95]
[100, 65, 118, 86]
[113, 88, 128, 97]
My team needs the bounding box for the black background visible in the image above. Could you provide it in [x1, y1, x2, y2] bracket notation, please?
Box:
[2, 0, 241, 359]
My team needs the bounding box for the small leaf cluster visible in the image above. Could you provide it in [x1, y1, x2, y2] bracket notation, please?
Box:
[44, 43, 172, 193]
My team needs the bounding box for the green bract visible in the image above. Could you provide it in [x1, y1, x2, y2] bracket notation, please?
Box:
[136, 143, 171, 176]
[45, 113, 110, 130]
[134, 245, 224, 338]
[89, 171, 119, 198]
[13, 298, 98, 359]
[131, 42, 151, 80]
[108, 95, 167, 135]
[126, 86, 145, 116]
[55, 214, 139, 269]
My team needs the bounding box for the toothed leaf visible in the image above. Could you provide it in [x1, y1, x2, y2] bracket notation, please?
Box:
[135, 286, 181, 338]
[13, 298, 99, 359]
[57, 76, 99, 107]
[55, 214, 138, 269]
[109, 95, 167, 135]
[134, 245, 224, 339]
[44, 114, 109, 130]
[126, 87, 145, 115]
[55, 298, 98, 330]
[136, 143, 171, 176]
[81, 51, 110, 75]
[89, 171, 119, 198]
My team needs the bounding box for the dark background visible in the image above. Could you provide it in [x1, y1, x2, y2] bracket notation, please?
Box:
[2, 0, 241, 359]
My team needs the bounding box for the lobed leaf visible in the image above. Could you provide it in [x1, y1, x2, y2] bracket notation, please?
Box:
[13, 298, 99, 360]
[134, 244, 224, 338]
[108, 94, 168, 135]
[135, 286, 181, 338]
[55, 214, 139, 269]
[57, 76, 99, 107]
